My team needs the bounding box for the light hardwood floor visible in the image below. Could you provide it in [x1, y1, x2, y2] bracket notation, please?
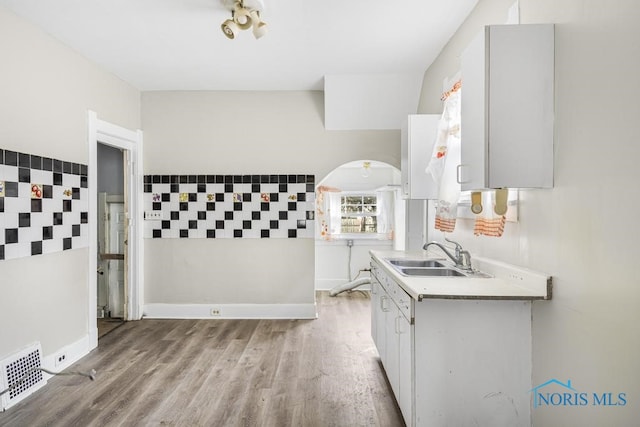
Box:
[0, 291, 404, 427]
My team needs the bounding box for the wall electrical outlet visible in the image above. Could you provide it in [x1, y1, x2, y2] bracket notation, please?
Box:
[144, 211, 163, 220]
[55, 353, 67, 367]
[210, 308, 221, 316]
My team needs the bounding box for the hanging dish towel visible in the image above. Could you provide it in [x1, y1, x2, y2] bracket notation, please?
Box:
[425, 82, 462, 233]
[473, 190, 507, 237]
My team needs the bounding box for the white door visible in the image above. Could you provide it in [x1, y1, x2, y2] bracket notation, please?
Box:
[108, 202, 126, 318]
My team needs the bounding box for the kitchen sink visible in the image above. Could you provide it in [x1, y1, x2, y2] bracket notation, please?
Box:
[388, 259, 445, 268]
[398, 267, 467, 277]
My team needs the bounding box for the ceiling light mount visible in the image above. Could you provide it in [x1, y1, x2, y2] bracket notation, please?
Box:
[221, 0, 267, 40]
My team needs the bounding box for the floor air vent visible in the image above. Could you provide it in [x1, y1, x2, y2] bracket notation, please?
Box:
[1, 343, 47, 411]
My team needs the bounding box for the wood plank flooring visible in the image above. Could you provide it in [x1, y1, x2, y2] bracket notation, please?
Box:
[0, 291, 404, 427]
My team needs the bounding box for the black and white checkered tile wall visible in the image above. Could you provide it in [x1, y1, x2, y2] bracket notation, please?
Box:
[143, 174, 315, 239]
[0, 148, 89, 261]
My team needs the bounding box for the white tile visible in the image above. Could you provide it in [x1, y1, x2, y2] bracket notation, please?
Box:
[64, 174, 80, 188]
[30, 170, 51, 184]
[3, 212, 18, 228]
[1, 165, 18, 181]
[43, 238, 62, 254]
[4, 243, 20, 260]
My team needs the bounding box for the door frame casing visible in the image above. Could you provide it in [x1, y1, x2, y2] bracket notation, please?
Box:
[88, 111, 144, 348]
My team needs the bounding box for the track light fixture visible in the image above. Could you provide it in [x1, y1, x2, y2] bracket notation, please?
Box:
[221, 0, 267, 40]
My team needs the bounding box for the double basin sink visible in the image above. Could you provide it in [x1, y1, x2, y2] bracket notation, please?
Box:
[386, 259, 490, 278]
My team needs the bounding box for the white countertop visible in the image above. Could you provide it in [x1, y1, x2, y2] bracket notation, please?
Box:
[370, 250, 552, 301]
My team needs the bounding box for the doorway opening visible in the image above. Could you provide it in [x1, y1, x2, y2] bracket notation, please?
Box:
[96, 144, 126, 338]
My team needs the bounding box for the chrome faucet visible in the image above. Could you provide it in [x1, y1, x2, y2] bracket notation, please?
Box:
[423, 238, 472, 270]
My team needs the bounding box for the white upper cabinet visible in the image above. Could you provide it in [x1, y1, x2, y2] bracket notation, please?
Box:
[401, 114, 439, 199]
[459, 24, 555, 190]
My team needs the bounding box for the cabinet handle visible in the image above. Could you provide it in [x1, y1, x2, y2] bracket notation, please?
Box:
[456, 164, 463, 184]
[381, 296, 390, 312]
[395, 316, 400, 334]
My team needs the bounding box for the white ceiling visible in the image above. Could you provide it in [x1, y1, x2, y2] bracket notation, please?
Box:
[0, 0, 478, 91]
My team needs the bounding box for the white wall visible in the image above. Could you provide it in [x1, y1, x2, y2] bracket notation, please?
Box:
[0, 6, 140, 360]
[418, 0, 640, 425]
[141, 91, 399, 312]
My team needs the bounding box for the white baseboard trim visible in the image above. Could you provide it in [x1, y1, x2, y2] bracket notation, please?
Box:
[143, 302, 318, 320]
[42, 334, 93, 377]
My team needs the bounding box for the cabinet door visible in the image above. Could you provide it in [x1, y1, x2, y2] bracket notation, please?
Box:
[398, 314, 413, 425]
[384, 306, 401, 398]
[401, 115, 440, 199]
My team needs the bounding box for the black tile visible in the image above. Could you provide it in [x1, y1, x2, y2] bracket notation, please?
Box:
[261, 230, 270, 238]
[216, 193, 224, 202]
[5, 228, 18, 244]
[180, 229, 189, 238]
[53, 173, 63, 186]
[31, 199, 42, 212]
[81, 212, 88, 224]
[19, 213, 30, 227]
[306, 184, 315, 192]
[170, 184, 179, 193]
[53, 159, 62, 173]
[306, 211, 315, 220]
[80, 176, 88, 188]
[242, 175, 251, 184]
[242, 220, 251, 230]
[63, 161, 72, 174]
[63, 237, 72, 250]
[198, 211, 207, 220]
[197, 183, 206, 193]
[72, 224, 80, 237]
[269, 175, 278, 183]
[63, 200, 72, 212]
[152, 175, 161, 183]
[206, 202, 215, 211]
[0, 148, 3, 164]
[243, 193, 251, 202]
[260, 175, 269, 183]
[19, 153, 30, 168]
[31, 155, 42, 170]
[215, 175, 224, 184]
[252, 184, 260, 192]
[171, 211, 180, 220]
[72, 163, 80, 175]
[224, 175, 233, 184]
[189, 193, 197, 202]
[296, 175, 305, 183]
[270, 193, 279, 202]
[80, 164, 88, 176]
[215, 220, 225, 229]
[252, 211, 261, 220]
[279, 211, 288, 220]
[162, 193, 170, 202]
[207, 229, 216, 238]
[31, 241, 42, 256]
[288, 175, 296, 183]
[144, 184, 153, 193]
[42, 185, 52, 199]
[72, 187, 80, 200]
[233, 175, 242, 183]
[297, 193, 306, 202]
[161, 220, 171, 229]
[5, 150, 17, 166]
[189, 220, 197, 229]
[288, 230, 297, 238]
[153, 202, 162, 210]
[270, 220, 279, 229]
[260, 203, 270, 212]
[0, 245, 4, 260]
[0, 198, 3, 212]
[179, 202, 189, 211]
[188, 175, 197, 184]
[251, 175, 260, 183]
[5, 181, 18, 197]
[279, 175, 287, 183]
[306, 175, 315, 184]
[18, 167, 30, 183]
[53, 212, 63, 225]
[297, 220, 307, 229]
[161, 175, 170, 184]
[153, 229, 162, 238]
[197, 175, 206, 184]
[233, 230, 242, 238]
[170, 175, 179, 184]
[179, 175, 188, 184]
[225, 212, 233, 220]
[43, 226, 53, 240]
[206, 175, 215, 183]
[224, 183, 233, 193]
[288, 202, 297, 211]
[144, 175, 151, 184]
[233, 202, 242, 211]
[279, 184, 287, 192]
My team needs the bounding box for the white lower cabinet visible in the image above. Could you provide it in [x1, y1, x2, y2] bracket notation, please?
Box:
[370, 258, 532, 427]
